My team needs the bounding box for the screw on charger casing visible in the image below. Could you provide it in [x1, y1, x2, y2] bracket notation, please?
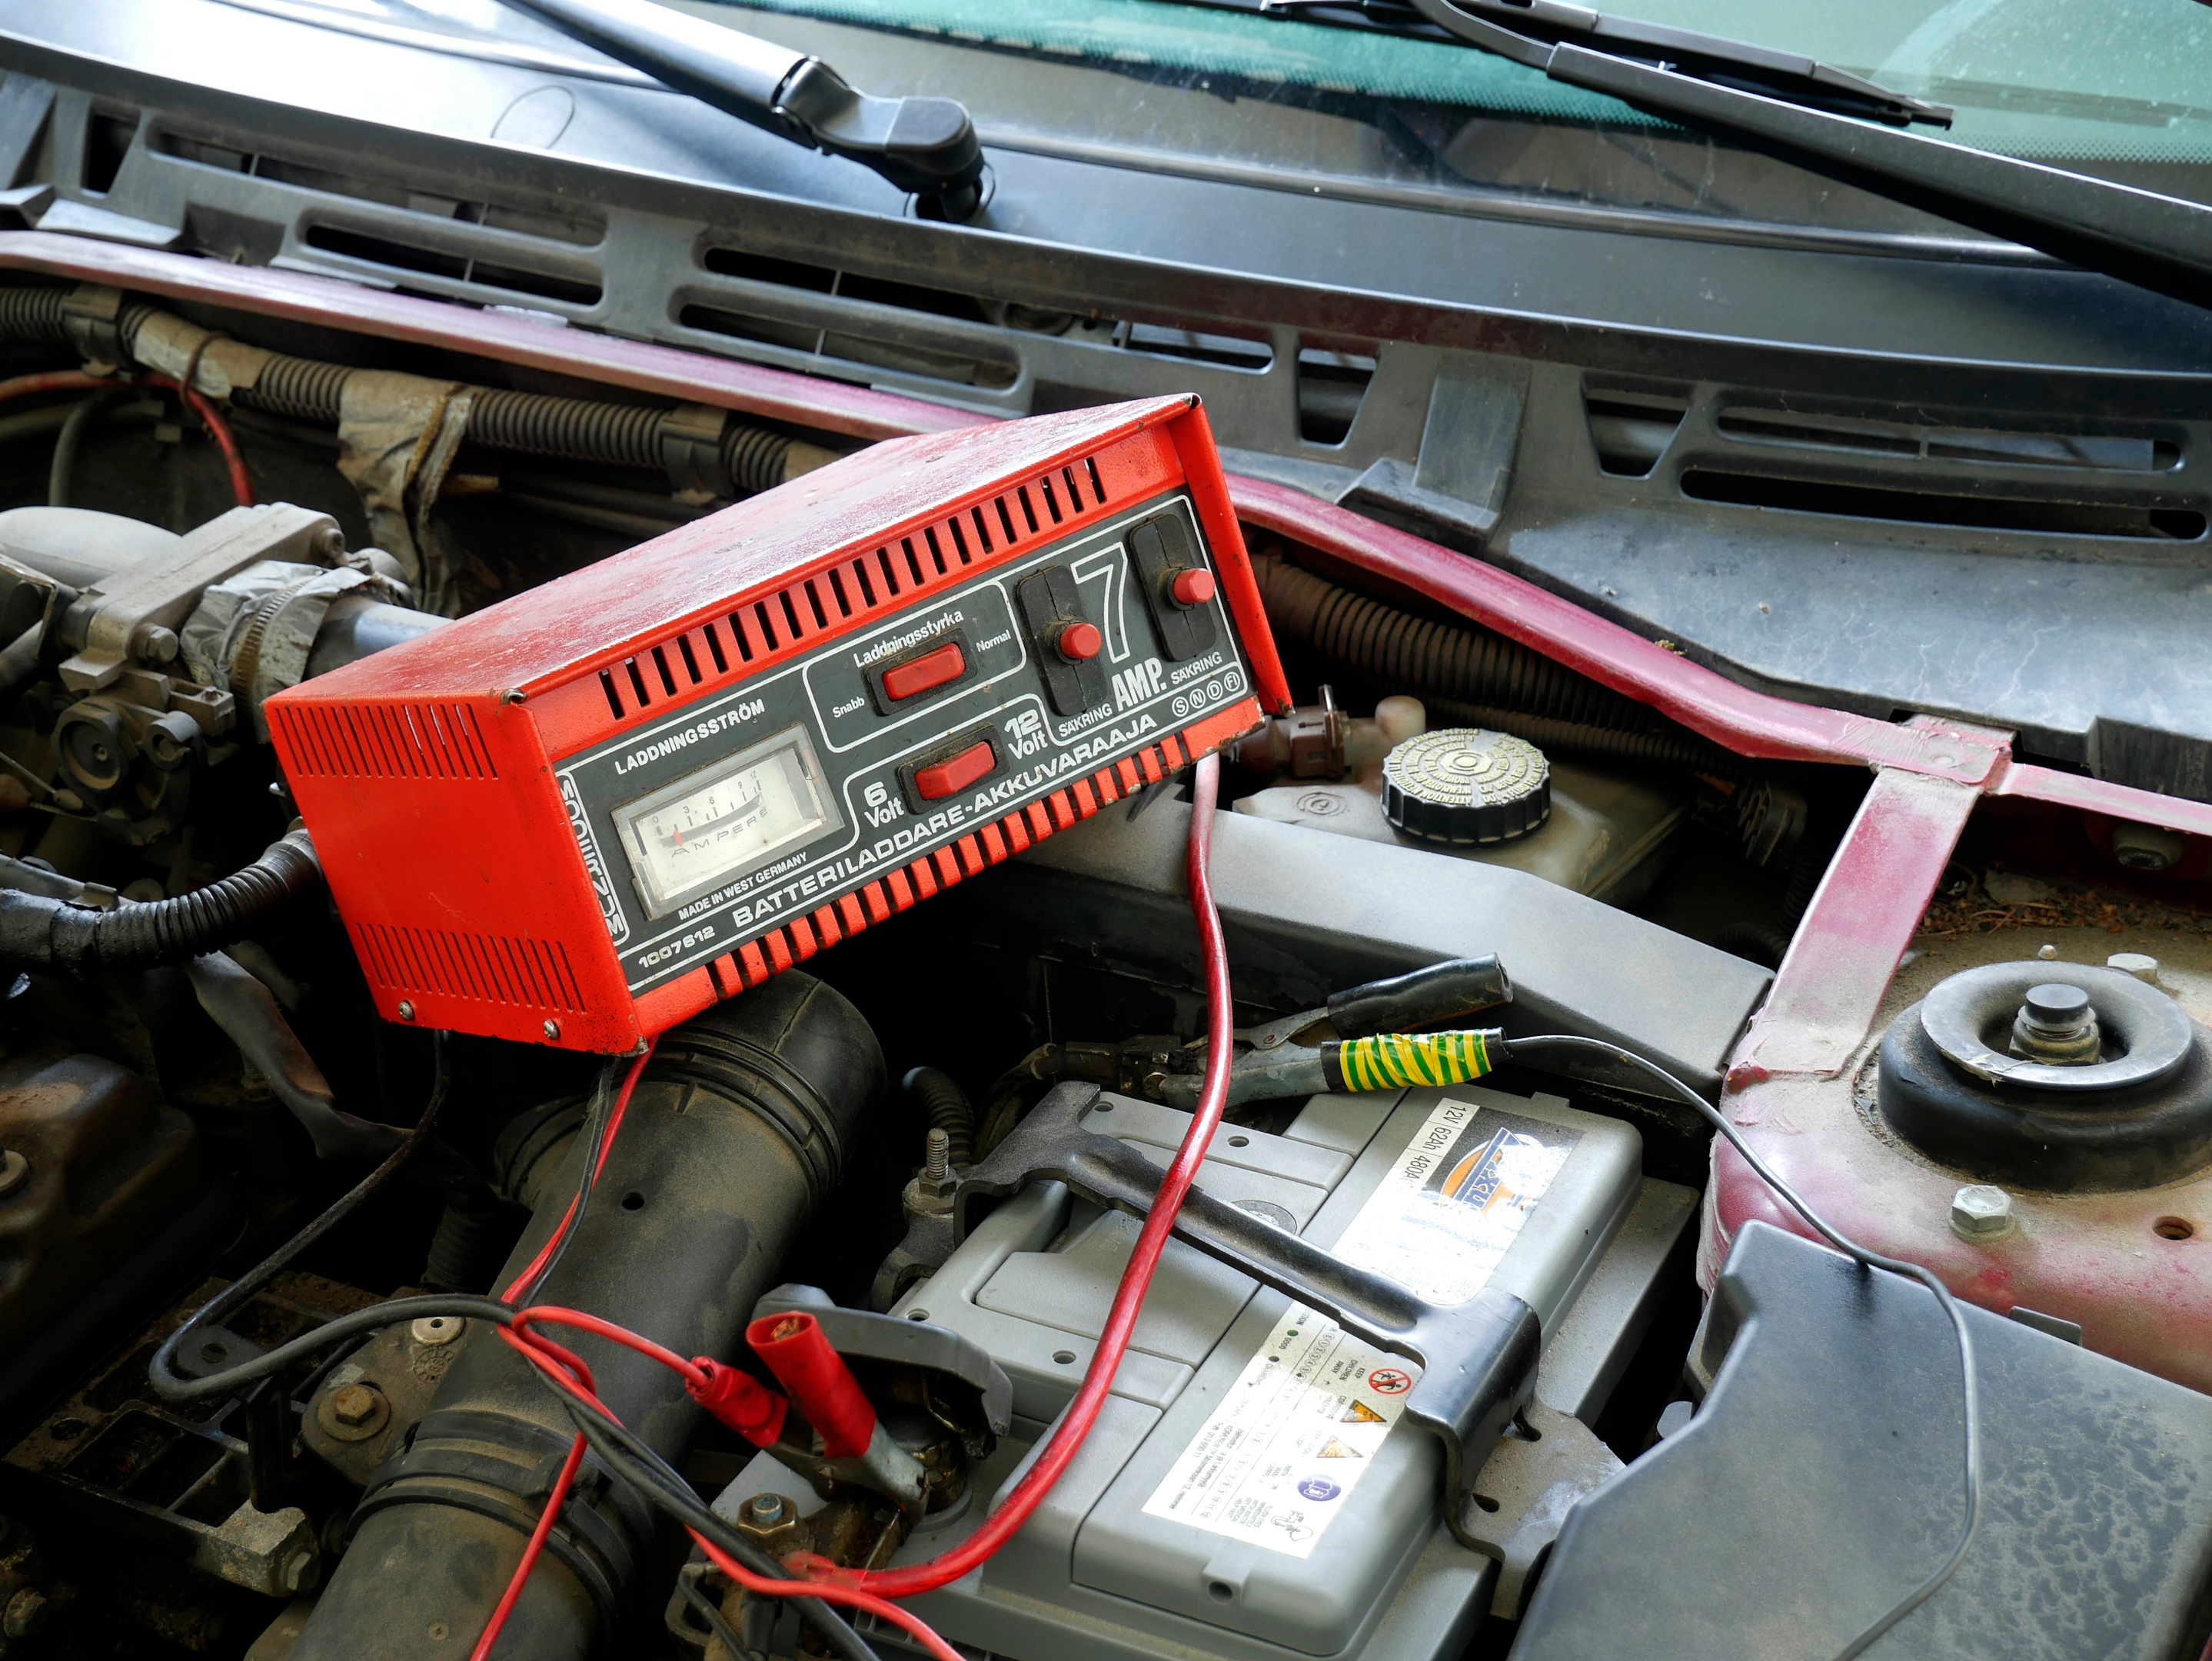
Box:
[284, 974, 881, 1661]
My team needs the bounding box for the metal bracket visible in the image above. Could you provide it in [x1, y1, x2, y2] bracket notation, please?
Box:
[56, 504, 341, 694]
[1460, 1399, 1623, 1617]
[954, 1082, 1542, 1550]
[60, 283, 123, 366]
[657, 401, 728, 501]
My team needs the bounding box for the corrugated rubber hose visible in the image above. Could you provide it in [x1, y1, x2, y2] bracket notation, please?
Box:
[0, 827, 323, 974]
[0, 284, 803, 497]
[1253, 552, 1748, 775]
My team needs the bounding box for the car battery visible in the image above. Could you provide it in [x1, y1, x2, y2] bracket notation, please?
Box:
[763, 1083, 1678, 1661]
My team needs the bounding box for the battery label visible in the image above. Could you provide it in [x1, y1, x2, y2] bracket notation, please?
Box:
[1140, 1097, 1574, 1558]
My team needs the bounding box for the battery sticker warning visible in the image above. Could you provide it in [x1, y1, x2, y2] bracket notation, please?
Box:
[1140, 1097, 1573, 1558]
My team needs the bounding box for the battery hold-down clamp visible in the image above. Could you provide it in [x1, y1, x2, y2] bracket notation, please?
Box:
[953, 1081, 1545, 1553]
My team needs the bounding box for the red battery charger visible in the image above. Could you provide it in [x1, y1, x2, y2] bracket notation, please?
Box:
[267, 396, 1290, 1052]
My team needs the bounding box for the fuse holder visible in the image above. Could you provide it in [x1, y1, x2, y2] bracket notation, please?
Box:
[1169, 568, 1217, 607]
[1054, 621, 1104, 662]
[747, 1310, 877, 1459]
[687, 1356, 789, 1447]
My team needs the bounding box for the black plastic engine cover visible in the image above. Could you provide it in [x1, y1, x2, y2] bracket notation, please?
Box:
[1511, 1222, 2212, 1661]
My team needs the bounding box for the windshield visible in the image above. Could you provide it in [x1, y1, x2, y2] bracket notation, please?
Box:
[694, 0, 2212, 243]
[235, 0, 2212, 246]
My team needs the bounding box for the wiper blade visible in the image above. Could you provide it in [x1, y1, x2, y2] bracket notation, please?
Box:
[1401, 0, 2212, 309]
[1255, 0, 1951, 128]
[500, 0, 986, 218]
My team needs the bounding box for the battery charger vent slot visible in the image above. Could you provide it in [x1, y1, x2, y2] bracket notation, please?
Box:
[355, 923, 585, 1011]
[272, 701, 497, 780]
[591, 453, 1119, 721]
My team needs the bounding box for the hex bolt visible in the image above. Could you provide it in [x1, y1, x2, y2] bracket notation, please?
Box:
[747, 1493, 787, 1526]
[923, 1127, 950, 1183]
[283, 1547, 320, 1594]
[1951, 1184, 2015, 1240]
[2108, 952, 2163, 985]
[330, 1383, 383, 1428]
[133, 624, 180, 665]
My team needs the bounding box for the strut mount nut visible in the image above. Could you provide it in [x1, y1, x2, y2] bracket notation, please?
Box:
[1951, 1184, 2015, 1240]
[2012, 982, 2102, 1065]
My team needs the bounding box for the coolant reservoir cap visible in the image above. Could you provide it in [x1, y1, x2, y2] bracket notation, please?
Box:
[1381, 727, 1549, 846]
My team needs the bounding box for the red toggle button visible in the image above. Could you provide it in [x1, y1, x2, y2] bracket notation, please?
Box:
[913, 739, 996, 801]
[1055, 621, 1103, 663]
[881, 639, 966, 701]
[1169, 568, 1217, 607]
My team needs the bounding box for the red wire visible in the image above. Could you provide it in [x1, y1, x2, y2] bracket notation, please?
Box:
[501, 1323, 966, 1661]
[0, 368, 254, 506]
[511, 1304, 708, 1390]
[688, 1532, 965, 1661]
[470, 1045, 657, 1659]
[501, 1045, 657, 1303]
[137, 374, 255, 506]
[0, 371, 112, 401]
[472, 750, 1233, 1646]
[810, 750, 1236, 1599]
[468, 1430, 589, 1661]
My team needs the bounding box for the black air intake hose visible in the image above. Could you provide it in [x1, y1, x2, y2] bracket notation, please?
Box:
[291, 974, 883, 1661]
[0, 828, 322, 974]
[903, 1064, 975, 1167]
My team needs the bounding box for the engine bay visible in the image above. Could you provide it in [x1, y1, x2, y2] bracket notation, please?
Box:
[0, 248, 2207, 1661]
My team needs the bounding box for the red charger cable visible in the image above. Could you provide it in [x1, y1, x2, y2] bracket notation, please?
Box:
[800, 749, 1238, 1598]
[470, 1046, 656, 1661]
[474, 747, 1239, 1650]
[501, 1320, 962, 1661]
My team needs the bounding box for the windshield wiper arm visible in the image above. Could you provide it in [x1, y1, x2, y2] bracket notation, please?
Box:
[1260, 0, 1951, 128]
[1402, 0, 2212, 309]
[500, 0, 986, 218]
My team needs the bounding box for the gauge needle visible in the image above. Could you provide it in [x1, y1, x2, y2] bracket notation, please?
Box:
[660, 797, 763, 850]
